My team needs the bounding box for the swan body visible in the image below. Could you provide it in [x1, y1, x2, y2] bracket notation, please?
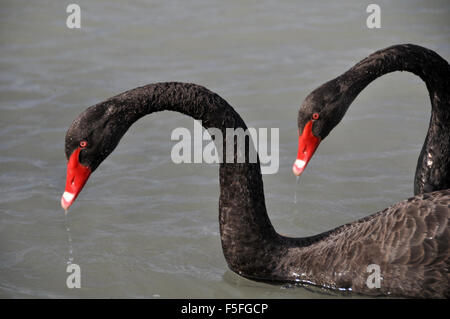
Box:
[61, 45, 449, 298]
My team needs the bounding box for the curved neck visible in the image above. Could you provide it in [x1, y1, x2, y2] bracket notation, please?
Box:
[337, 44, 450, 194]
[97, 82, 280, 275]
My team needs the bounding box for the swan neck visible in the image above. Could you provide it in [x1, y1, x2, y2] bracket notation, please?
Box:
[344, 44, 449, 94]
[109, 82, 281, 275]
[341, 44, 450, 194]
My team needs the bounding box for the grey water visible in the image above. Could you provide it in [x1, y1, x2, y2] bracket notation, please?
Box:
[0, 0, 449, 298]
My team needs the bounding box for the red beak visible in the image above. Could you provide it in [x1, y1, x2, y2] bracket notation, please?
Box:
[61, 148, 91, 210]
[292, 120, 321, 176]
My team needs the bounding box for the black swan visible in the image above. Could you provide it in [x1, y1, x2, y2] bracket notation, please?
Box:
[290, 44, 450, 297]
[293, 44, 450, 195]
[61, 81, 448, 298]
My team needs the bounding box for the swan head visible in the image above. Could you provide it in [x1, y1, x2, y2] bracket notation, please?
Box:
[61, 146, 92, 210]
[292, 114, 321, 176]
[61, 101, 127, 210]
[293, 81, 349, 176]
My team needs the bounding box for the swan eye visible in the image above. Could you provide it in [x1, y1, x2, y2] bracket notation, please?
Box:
[79, 140, 88, 148]
[312, 113, 320, 120]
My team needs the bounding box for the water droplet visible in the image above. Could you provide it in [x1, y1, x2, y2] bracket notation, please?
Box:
[64, 213, 75, 267]
[294, 176, 300, 204]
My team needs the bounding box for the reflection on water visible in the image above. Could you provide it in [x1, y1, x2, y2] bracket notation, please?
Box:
[0, 0, 448, 298]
